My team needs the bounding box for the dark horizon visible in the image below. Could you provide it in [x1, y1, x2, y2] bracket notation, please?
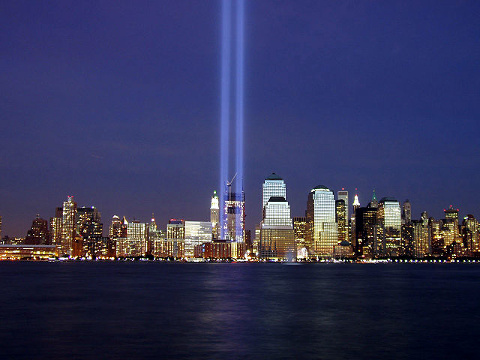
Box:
[1, 1, 480, 237]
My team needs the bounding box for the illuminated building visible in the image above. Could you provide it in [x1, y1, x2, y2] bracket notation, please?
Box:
[77, 206, 103, 257]
[413, 211, 431, 258]
[293, 217, 307, 258]
[260, 174, 294, 260]
[377, 197, 402, 257]
[462, 215, 479, 253]
[0, 215, 2, 239]
[306, 185, 338, 258]
[184, 221, 213, 258]
[116, 220, 148, 257]
[262, 173, 286, 209]
[61, 196, 77, 257]
[402, 200, 412, 225]
[443, 206, 460, 247]
[50, 207, 62, 250]
[0, 244, 56, 260]
[336, 199, 347, 243]
[429, 218, 444, 256]
[337, 189, 349, 225]
[166, 219, 185, 258]
[210, 191, 220, 240]
[223, 179, 245, 242]
[148, 215, 159, 255]
[355, 206, 377, 258]
[109, 215, 125, 240]
[25, 215, 50, 245]
[260, 197, 295, 260]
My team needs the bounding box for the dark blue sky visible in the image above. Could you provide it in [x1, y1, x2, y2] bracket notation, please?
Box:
[1, 0, 480, 236]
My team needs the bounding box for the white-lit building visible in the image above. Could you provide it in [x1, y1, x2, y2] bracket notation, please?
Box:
[184, 221, 213, 258]
[306, 185, 338, 258]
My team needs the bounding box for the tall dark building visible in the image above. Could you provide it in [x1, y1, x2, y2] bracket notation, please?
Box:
[77, 206, 103, 258]
[402, 200, 412, 225]
[355, 206, 377, 258]
[336, 199, 347, 243]
[25, 215, 50, 245]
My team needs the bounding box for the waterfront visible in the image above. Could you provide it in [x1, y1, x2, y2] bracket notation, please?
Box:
[1, 262, 478, 359]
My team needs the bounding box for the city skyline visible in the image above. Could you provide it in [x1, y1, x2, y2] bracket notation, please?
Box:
[1, 1, 480, 236]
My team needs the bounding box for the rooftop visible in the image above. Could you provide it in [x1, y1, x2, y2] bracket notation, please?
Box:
[265, 173, 283, 181]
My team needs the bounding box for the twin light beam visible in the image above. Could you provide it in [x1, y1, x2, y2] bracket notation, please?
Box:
[220, 0, 245, 241]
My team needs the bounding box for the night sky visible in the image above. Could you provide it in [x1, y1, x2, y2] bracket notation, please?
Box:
[1, 1, 480, 237]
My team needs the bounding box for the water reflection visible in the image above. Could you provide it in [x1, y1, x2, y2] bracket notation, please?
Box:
[0, 262, 479, 359]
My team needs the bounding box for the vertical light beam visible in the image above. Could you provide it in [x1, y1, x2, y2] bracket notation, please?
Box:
[235, 0, 245, 240]
[220, 0, 231, 240]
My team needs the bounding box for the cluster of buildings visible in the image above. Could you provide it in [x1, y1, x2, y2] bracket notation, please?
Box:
[1, 173, 479, 261]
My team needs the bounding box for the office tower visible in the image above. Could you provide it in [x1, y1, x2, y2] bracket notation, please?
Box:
[306, 185, 338, 258]
[61, 196, 77, 256]
[77, 206, 103, 257]
[166, 219, 185, 258]
[429, 218, 444, 256]
[260, 174, 295, 259]
[355, 205, 378, 258]
[147, 214, 158, 255]
[413, 211, 431, 258]
[24, 215, 50, 245]
[293, 216, 307, 258]
[109, 215, 125, 239]
[116, 220, 148, 258]
[50, 207, 63, 249]
[0, 215, 2, 239]
[210, 191, 220, 240]
[336, 200, 347, 243]
[402, 221, 414, 258]
[337, 189, 349, 223]
[443, 206, 460, 247]
[262, 173, 286, 209]
[402, 200, 412, 225]
[260, 197, 295, 259]
[462, 215, 479, 253]
[184, 221, 213, 258]
[223, 179, 245, 242]
[377, 197, 402, 257]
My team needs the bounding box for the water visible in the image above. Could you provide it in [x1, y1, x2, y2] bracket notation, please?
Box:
[1, 262, 479, 359]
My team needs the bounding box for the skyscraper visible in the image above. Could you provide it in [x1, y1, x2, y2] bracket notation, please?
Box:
[413, 211, 431, 258]
[402, 200, 412, 225]
[335, 199, 347, 243]
[259, 173, 295, 260]
[377, 197, 402, 257]
[50, 207, 63, 250]
[355, 205, 378, 258]
[61, 196, 77, 256]
[77, 206, 103, 258]
[184, 221, 213, 258]
[306, 185, 338, 258]
[337, 189, 349, 223]
[262, 173, 286, 209]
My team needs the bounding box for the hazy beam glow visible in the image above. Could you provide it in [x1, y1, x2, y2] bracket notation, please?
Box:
[235, 0, 244, 239]
[220, 0, 231, 240]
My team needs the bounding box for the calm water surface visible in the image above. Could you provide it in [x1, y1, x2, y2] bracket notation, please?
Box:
[1, 262, 479, 359]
